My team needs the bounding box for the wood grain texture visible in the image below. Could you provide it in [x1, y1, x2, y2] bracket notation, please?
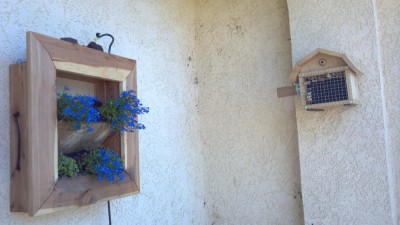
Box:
[27, 32, 58, 216]
[58, 122, 113, 154]
[100, 80, 123, 155]
[54, 61, 130, 82]
[119, 80, 128, 169]
[290, 48, 363, 82]
[40, 173, 139, 212]
[102, 132, 122, 156]
[57, 71, 101, 84]
[125, 66, 140, 190]
[276, 85, 296, 98]
[57, 71, 108, 103]
[29, 32, 135, 82]
[9, 63, 28, 213]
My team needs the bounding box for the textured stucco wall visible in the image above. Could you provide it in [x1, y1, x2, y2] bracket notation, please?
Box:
[379, 0, 400, 224]
[287, 0, 397, 224]
[196, 1, 303, 224]
[0, 1, 207, 224]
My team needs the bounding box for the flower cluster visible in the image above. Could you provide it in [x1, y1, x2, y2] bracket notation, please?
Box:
[57, 87, 100, 132]
[57, 87, 148, 133]
[95, 148, 125, 182]
[100, 90, 149, 132]
[58, 147, 125, 183]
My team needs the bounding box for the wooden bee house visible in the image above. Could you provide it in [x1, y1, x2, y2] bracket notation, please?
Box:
[290, 48, 362, 110]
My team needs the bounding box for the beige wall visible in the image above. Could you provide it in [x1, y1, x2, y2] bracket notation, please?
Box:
[287, 0, 400, 224]
[196, 0, 303, 224]
[2, 0, 398, 224]
[379, 0, 400, 223]
[0, 0, 207, 224]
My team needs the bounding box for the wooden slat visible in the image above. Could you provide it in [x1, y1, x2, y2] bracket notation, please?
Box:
[105, 81, 120, 100]
[28, 32, 134, 82]
[58, 122, 113, 154]
[57, 71, 101, 84]
[27, 32, 58, 216]
[102, 132, 122, 156]
[54, 61, 130, 82]
[101, 81, 122, 155]
[9, 63, 29, 212]
[276, 86, 297, 98]
[95, 81, 107, 103]
[289, 65, 302, 82]
[125, 66, 140, 190]
[119, 80, 128, 169]
[40, 173, 138, 212]
[342, 55, 363, 75]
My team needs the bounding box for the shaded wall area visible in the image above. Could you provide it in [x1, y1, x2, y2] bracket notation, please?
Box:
[196, 0, 303, 224]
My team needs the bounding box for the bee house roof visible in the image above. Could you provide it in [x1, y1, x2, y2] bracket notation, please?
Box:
[290, 48, 363, 82]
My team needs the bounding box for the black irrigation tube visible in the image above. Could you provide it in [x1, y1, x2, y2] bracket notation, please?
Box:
[108, 200, 112, 225]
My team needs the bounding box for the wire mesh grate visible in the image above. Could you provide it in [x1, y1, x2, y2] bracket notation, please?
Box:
[304, 70, 348, 105]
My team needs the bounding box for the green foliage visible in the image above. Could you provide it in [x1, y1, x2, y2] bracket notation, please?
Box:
[99, 100, 119, 126]
[100, 90, 149, 132]
[79, 147, 125, 182]
[80, 149, 102, 175]
[58, 154, 79, 177]
[58, 147, 124, 183]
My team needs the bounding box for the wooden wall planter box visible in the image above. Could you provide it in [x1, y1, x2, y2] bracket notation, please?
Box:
[9, 32, 140, 216]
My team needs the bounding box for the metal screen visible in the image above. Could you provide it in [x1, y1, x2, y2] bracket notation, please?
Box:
[304, 70, 348, 105]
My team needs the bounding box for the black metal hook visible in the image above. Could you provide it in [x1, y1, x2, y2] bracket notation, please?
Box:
[13, 112, 21, 171]
[96, 33, 114, 54]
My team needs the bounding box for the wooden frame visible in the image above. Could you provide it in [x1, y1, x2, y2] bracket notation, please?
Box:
[10, 32, 140, 216]
[289, 48, 363, 82]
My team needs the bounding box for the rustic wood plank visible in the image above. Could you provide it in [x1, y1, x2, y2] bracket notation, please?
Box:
[95, 81, 107, 103]
[28, 32, 134, 82]
[54, 61, 130, 82]
[27, 32, 58, 216]
[276, 86, 297, 98]
[105, 81, 120, 100]
[39, 173, 138, 213]
[9, 63, 29, 212]
[102, 132, 122, 156]
[57, 71, 100, 84]
[58, 122, 113, 154]
[101, 81, 123, 155]
[125, 66, 140, 190]
[119, 80, 128, 169]
[316, 48, 344, 58]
